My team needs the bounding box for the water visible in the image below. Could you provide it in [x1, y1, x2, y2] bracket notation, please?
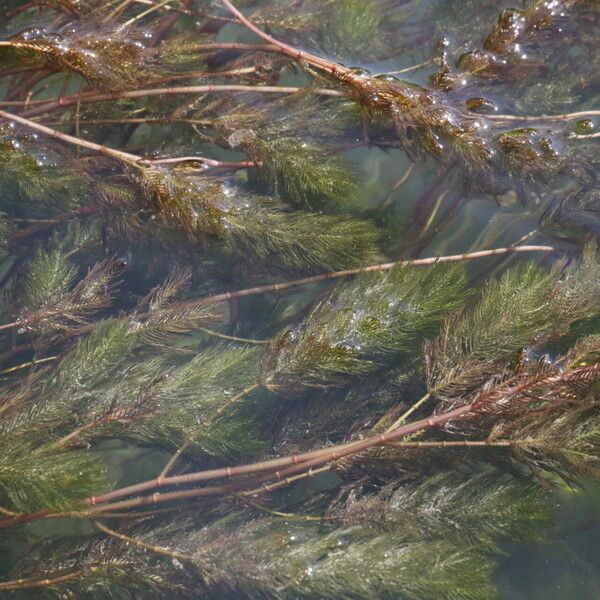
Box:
[0, 0, 599, 597]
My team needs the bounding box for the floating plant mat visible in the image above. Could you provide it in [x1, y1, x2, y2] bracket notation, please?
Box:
[0, 0, 598, 598]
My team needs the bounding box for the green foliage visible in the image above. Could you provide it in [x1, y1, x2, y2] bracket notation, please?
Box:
[10, 252, 118, 336]
[0, 213, 11, 259]
[248, 138, 359, 210]
[0, 136, 87, 214]
[261, 263, 466, 395]
[8, 26, 164, 91]
[126, 346, 263, 459]
[0, 433, 105, 512]
[7, 535, 181, 598]
[132, 269, 216, 345]
[1, 0, 600, 598]
[427, 247, 600, 397]
[319, 0, 382, 58]
[19, 249, 76, 309]
[225, 200, 380, 269]
[332, 470, 552, 550]
[137, 168, 379, 269]
[189, 518, 495, 600]
[47, 319, 136, 412]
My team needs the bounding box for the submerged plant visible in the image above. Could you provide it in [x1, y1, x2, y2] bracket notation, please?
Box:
[0, 0, 598, 598]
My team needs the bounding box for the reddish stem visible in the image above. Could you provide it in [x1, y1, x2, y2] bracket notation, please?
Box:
[17, 85, 344, 119]
[0, 361, 590, 528]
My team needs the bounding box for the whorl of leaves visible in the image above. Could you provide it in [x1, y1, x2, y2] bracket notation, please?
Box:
[330, 469, 552, 550]
[248, 138, 359, 210]
[261, 262, 466, 396]
[12, 251, 120, 336]
[132, 268, 216, 345]
[318, 0, 383, 58]
[8, 26, 163, 91]
[224, 200, 381, 270]
[0, 438, 104, 512]
[154, 516, 496, 600]
[0, 135, 87, 214]
[125, 345, 263, 460]
[5, 535, 180, 598]
[426, 245, 600, 398]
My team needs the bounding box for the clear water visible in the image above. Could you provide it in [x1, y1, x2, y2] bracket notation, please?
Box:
[0, 0, 599, 597]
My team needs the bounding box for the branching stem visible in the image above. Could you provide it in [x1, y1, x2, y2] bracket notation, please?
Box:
[0, 109, 255, 171]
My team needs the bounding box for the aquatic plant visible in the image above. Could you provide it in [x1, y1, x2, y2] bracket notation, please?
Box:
[0, 0, 598, 598]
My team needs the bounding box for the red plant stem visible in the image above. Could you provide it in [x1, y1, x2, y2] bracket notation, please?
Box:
[85, 363, 598, 513]
[0, 245, 556, 338]
[0, 569, 87, 592]
[16, 85, 345, 119]
[198, 245, 556, 305]
[219, 0, 343, 76]
[0, 109, 142, 164]
[0, 110, 256, 171]
[194, 42, 278, 53]
[0, 361, 591, 528]
[148, 156, 256, 168]
[0, 245, 556, 360]
[80, 402, 480, 517]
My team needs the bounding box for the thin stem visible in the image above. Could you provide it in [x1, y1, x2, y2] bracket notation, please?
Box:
[0, 110, 254, 171]
[18, 85, 345, 119]
[0, 321, 20, 332]
[376, 163, 414, 211]
[385, 392, 431, 433]
[198, 326, 271, 344]
[10, 206, 97, 242]
[0, 568, 88, 592]
[94, 521, 193, 561]
[235, 493, 324, 521]
[377, 60, 433, 76]
[569, 131, 600, 140]
[42, 117, 214, 127]
[153, 66, 259, 83]
[120, 0, 176, 29]
[147, 157, 256, 168]
[0, 109, 141, 165]
[0, 355, 57, 376]
[104, 0, 136, 22]
[388, 439, 513, 448]
[0, 505, 20, 517]
[54, 415, 115, 447]
[196, 41, 279, 52]
[158, 382, 260, 478]
[132, 0, 193, 15]
[219, 0, 339, 75]
[243, 465, 333, 497]
[487, 109, 600, 123]
[199, 245, 556, 305]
